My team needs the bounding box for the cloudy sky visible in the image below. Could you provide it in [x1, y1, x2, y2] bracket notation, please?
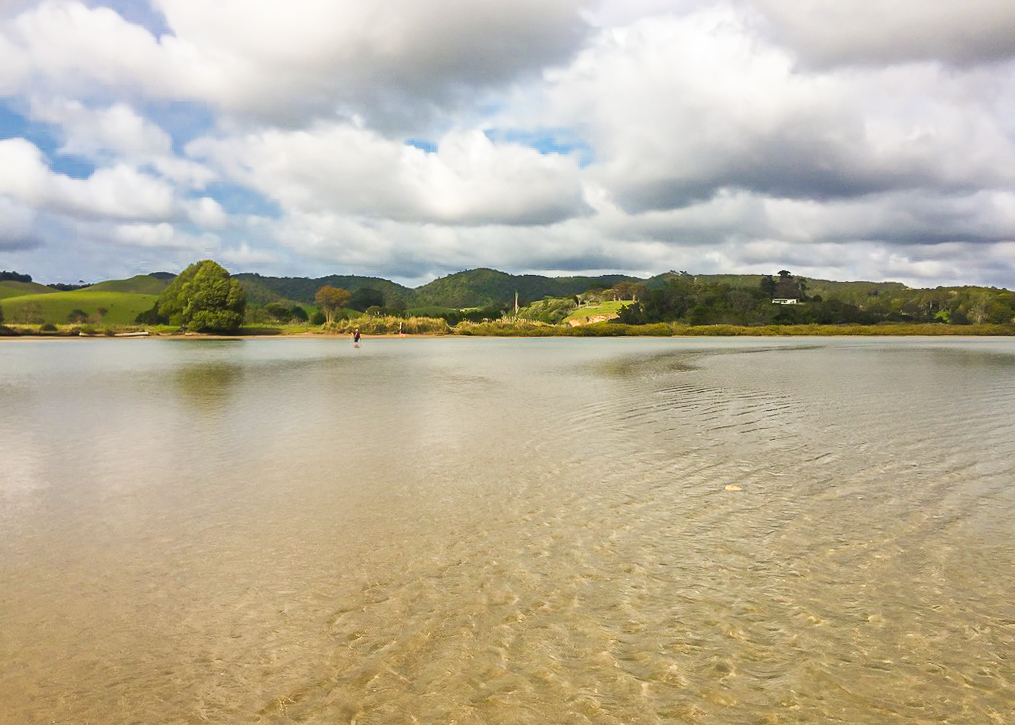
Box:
[1, 0, 1014, 288]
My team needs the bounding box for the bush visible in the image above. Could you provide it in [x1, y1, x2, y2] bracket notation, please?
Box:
[39, 323, 57, 333]
[310, 311, 326, 326]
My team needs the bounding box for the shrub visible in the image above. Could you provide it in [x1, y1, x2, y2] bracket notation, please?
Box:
[39, 323, 58, 333]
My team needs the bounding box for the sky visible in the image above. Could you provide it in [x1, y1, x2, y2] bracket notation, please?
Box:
[1, 0, 1014, 288]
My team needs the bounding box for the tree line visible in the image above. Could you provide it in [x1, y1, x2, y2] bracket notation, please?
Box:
[615, 272, 1015, 326]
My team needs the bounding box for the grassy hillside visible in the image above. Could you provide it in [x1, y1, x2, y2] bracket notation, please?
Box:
[0, 280, 56, 299]
[565, 300, 631, 323]
[83, 274, 171, 295]
[1, 290, 158, 326]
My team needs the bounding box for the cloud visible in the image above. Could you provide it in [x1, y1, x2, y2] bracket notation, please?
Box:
[0, 196, 41, 250]
[3, 0, 1015, 289]
[0, 137, 230, 237]
[753, 0, 1015, 67]
[545, 10, 1015, 213]
[190, 124, 589, 225]
[2, 0, 592, 129]
[27, 97, 216, 188]
[107, 221, 216, 250]
[0, 137, 177, 220]
[153, 0, 591, 126]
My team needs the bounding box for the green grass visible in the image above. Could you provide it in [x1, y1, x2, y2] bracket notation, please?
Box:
[1, 290, 159, 325]
[0, 280, 57, 299]
[565, 300, 631, 323]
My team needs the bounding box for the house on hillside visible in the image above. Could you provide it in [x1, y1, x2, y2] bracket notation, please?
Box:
[772, 298, 798, 305]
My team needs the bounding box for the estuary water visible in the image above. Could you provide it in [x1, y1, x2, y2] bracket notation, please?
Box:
[1, 336, 1014, 724]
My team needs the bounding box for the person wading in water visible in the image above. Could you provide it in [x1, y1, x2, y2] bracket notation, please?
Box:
[352, 328, 361, 346]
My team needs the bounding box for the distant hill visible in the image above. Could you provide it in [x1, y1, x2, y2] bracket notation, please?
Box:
[5, 266, 984, 315]
[645, 272, 910, 300]
[83, 274, 171, 295]
[234, 273, 413, 306]
[410, 268, 642, 308]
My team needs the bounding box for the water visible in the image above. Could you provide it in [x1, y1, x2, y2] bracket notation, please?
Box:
[1, 336, 1014, 724]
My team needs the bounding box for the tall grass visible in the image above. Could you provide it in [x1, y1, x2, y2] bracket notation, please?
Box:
[329, 316, 451, 335]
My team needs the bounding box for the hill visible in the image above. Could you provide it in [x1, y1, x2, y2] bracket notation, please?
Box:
[0, 280, 56, 299]
[234, 273, 413, 306]
[1, 290, 159, 326]
[411, 268, 642, 308]
[83, 274, 172, 295]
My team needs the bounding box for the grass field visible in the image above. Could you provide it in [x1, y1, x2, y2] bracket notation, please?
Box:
[1, 290, 159, 325]
[565, 300, 631, 323]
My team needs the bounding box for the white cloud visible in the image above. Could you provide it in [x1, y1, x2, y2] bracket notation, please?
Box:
[0, 195, 40, 250]
[26, 98, 217, 189]
[0, 138, 223, 227]
[108, 221, 214, 250]
[3, 0, 1015, 289]
[190, 124, 588, 225]
[544, 10, 1015, 213]
[2, 0, 592, 128]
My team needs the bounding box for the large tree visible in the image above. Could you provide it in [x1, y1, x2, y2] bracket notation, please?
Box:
[156, 260, 247, 333]
[315, 285, 350, 324]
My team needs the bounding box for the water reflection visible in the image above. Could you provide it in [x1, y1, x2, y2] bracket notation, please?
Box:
[173, 361, 245, 410]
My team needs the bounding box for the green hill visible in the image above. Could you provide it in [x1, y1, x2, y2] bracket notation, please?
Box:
[234, 273, 413, 306]
[411, 268, 641, 308]
[1, 290, 159, 326]
[0, 280, 56, 299]
[645, 272, 910, 300]
[82, 274, 172, 295]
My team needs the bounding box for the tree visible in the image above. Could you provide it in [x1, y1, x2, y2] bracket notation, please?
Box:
[349, 287, 384, 312]
[264, 302, 291, 323]
[68, 308, 89, 323]
[290, 305, 309, 323]
[315, 285, 350, 324]
[156, 259, 246, 333]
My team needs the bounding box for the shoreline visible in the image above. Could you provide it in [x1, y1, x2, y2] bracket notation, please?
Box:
[3, 325, 1014, 341]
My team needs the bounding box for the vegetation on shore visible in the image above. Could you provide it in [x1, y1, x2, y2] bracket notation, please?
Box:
[2, 262, 1013, 338]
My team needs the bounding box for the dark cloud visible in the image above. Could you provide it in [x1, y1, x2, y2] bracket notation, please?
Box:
[754, 0, 1015, 68]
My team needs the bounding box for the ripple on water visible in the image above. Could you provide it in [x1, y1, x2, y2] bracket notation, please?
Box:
[2, 338, 1015, 723]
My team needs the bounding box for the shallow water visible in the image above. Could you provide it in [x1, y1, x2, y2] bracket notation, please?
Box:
[1, 336, 1014, 724]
